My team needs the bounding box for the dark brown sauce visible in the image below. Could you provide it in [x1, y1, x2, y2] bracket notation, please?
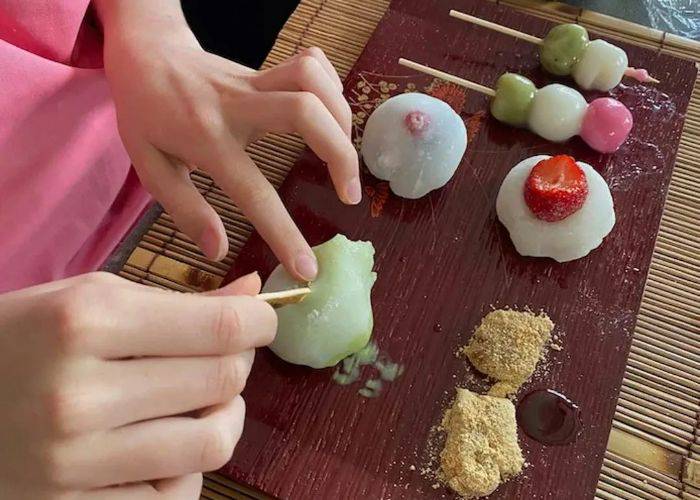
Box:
[516, 389, 581, 445]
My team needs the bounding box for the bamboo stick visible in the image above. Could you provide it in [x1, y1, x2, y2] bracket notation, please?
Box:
[257, 287, 312, 306]
[398, 58, 497, 97]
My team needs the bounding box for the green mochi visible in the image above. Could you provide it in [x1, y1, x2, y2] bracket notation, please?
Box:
[539, 24, 589, 76]
[490, 73, 537, 127]
[263, 234, 377, 369]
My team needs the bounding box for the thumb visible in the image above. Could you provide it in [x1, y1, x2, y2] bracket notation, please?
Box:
[204, 271, 261, 297]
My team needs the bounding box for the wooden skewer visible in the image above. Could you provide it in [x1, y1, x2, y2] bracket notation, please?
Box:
[398, 58, 496, 97]
[450, 10, 543, 45]
[449, 10, 660, 84]
[257, 287, 311, 306]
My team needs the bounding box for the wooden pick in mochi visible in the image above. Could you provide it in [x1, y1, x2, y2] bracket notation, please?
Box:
[257, 287, 311, 307]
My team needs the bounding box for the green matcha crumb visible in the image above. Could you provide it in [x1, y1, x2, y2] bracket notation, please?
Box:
[332, 369, 359, 385]
[358, 378, 384, 398]
[365, 378, 383, 390]
[376, 360, 404, 381]
[355, 342, 379, 365]
[359, 387, 380, 398]
[332, 341, 404, 396]
[342, 356, 358, 373]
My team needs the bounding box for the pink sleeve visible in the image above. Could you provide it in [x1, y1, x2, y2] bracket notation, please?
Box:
[0, 0, 152, 292]
[0, 0, 92, 64]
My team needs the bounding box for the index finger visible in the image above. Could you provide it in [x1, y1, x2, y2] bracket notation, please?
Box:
[206, 143, 319, 282]
[299, 47, 344, 91]
[235, 91, 361, 205]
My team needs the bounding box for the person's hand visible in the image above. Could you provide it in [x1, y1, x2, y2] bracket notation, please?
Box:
[0, 271, 275, 499]
[96, 0, 359, 282]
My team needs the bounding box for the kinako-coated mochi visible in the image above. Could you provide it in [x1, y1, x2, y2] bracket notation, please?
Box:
[440, 388, 524, 498]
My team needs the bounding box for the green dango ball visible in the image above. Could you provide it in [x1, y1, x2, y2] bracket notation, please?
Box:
[490, 73, 537, 127]
[539, 23, 589, 76]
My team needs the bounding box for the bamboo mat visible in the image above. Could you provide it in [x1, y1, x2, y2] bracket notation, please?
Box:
[117, 1, 700, 498]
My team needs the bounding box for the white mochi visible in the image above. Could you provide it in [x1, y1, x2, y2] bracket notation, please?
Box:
[527, 84, 587, 142]
[361, 93, 467, 199]
[572, 39, 628, 92]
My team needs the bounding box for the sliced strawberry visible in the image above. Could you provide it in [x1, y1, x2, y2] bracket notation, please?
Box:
[524, 155, 589, 222]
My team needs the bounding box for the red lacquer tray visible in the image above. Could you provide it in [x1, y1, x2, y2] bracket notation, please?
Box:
[221, 0, 697, 498]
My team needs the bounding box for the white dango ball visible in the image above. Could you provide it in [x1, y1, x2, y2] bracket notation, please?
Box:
[496, 155, 615, 262]
[262, 234, 376, 369]
[572, 39, 629, 92]
[527, 84, 587, 142]
[361, 93, 467, 199]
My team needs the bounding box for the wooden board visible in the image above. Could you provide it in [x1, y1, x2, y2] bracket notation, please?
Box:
[218, 0, 697, 498]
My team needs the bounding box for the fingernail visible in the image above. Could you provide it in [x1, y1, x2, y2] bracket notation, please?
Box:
[294, 252, 318, 281]
[242, 271, 261, 294]
[200, 226, 227, 261]
[241, 271, 260, 282]
[345, 177, 362, 205]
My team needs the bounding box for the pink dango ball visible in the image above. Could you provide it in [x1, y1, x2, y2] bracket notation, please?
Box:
[580, 97, 633, 153]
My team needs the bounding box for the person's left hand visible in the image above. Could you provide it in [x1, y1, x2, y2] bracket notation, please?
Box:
[97, 0, 358, 282]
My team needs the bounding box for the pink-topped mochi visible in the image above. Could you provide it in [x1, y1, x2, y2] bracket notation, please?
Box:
[580, 97, 633, 153]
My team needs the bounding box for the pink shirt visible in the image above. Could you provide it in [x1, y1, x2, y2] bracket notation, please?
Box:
[0, 1, 151, 292]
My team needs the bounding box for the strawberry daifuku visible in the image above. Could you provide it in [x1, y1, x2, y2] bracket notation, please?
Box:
[497, 155, 615, 262]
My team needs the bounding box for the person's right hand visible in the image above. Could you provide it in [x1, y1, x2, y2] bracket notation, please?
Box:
[0, 271, 276, 499]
